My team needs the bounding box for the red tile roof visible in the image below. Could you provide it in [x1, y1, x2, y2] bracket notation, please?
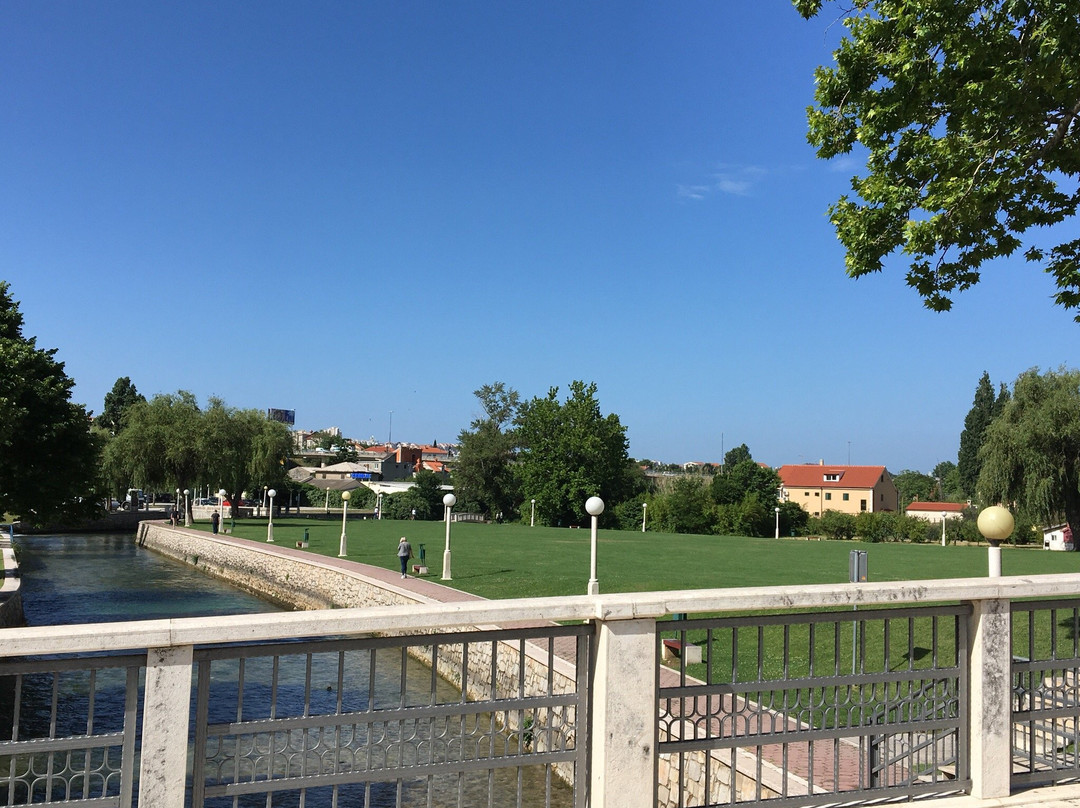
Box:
[905, 501, 967, 513]
[778, 465, 889, 490]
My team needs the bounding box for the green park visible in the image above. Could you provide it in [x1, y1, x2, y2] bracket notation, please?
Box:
[196, 516, 1080, 601]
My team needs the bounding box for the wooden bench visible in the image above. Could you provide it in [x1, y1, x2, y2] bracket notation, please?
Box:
[661, 639, 702, 665]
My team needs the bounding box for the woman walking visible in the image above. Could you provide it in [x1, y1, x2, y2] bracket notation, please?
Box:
[396, 536, 412, 579]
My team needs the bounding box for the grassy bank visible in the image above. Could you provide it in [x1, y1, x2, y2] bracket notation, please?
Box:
[195, 516, 1080, 601]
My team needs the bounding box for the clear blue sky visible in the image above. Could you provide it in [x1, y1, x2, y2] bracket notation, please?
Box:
[3, 2, 1076, 473]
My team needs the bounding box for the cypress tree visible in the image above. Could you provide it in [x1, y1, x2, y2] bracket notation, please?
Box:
[957, 372, 995, 499]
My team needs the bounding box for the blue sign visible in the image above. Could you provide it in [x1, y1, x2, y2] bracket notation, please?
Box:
[350, 472, 372, 480]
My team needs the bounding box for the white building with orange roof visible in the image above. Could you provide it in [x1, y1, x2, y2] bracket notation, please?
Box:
[905, 501, 968, 524]
[777, 462, 898, 517]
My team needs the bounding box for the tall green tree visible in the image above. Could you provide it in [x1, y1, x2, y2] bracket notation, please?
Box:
[893, 469, 938, 504]
[453, 382, 521, 519]
[979, 367, 1080, 544]
[201, 399, 293, 518]
[957, 372, 997, 498]
[514, 381, 630, 527]
[0, 282, 101, 522]
[932, 460, 965, 501]
[797, 0, 1080, 318]
[98, 377, 145, 435]
[104, 391, 204, 502]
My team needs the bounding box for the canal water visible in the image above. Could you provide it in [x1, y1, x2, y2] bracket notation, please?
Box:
[9, 533, 574, 808]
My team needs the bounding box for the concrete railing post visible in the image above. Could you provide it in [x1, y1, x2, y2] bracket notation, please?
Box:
[590, 617, 657, 808]
[968, 598, 1012, 799]
[138, 645, 194, 808]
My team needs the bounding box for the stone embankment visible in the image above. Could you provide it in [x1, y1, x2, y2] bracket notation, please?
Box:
[0, 531, 25, 628]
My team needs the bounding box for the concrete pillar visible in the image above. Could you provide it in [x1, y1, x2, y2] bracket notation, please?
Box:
[590, 617, 657, 808]
[139, 645, 194, 808]
[968, 598, 1012, 799]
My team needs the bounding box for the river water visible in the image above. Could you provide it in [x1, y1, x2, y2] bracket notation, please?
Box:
[9, 533, 575, 808]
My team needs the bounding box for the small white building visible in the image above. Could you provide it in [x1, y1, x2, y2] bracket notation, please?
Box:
[1043, 524, 1075, 551]
[904, 501, 967, 524]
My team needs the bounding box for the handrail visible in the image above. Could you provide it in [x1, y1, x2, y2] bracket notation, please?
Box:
[3, 572, 1080, 658]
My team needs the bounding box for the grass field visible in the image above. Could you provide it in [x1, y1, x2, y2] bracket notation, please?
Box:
[198, 515, 1080, 601]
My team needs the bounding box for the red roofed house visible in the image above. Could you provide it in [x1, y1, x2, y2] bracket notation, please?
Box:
[777, 463, 898, 517]
[905, 501, 967, 524]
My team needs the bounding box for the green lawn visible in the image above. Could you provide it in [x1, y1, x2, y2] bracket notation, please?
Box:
[199, 516, 1080, 601]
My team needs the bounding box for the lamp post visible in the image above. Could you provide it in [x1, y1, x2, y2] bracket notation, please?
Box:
[262, 485, 268, 518]
[376, 492, 383, 519]
[175, 488, 180, 521]
[183, 489, 190, 527]
[530, 499, 536, 527]
[586, 496, 604, 595]
[266, 488, 277, 542]
[642, 502, 647, 533]
[775, 506, 781, 540]
[977, 505, 1014, 578]
[338, 491, 351, 557]
[442, 493, 457, 581]
[219, 488, 227, 521]
[941, 512, 948, 546]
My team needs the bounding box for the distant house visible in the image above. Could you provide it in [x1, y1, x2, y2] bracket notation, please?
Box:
[905, 502, 967, 524]
[777, 463, 898, 517]
[1043, 524, 1075, 551]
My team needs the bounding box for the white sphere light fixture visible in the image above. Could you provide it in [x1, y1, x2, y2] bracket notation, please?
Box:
[586, 496, 605, 517]
[978, 505, 1014, 578]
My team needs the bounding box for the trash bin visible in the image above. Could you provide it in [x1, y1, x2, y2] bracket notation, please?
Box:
[418, 544, 426, 564]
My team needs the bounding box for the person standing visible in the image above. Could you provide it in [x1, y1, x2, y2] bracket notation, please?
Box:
[211, 510, 220, 535]
[397, 536, 412, 579]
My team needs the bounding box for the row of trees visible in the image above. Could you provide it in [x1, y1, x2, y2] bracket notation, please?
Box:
[102, 390, 295, 518]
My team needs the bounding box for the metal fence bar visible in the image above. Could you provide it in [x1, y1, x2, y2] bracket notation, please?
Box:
[657, 604, 970, 807]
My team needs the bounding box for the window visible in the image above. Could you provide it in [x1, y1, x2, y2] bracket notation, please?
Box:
[860, 499, 867, 511]
[814, 492, 819, 497]
[824, 473, 842, 482]
[843, 493, 850, 501]
[804, 491, 810, 497]
[825, 493, 832, 500]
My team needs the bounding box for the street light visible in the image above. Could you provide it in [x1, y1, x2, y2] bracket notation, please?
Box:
[175, 488, 180, 522]
[338, 491, 351, 557]
[775, 506, 781, 539]
[941, 511, 948, 546]
[219, 488, 227, 524]
[642, 502, 648, 533]
[183, 489, 190, 527]
[441, 493, 457, 580]
[530, 499, 536, 527]
[376, 492, 383, 519]
[977, 505, 1014, 578]
[266, 488, 277, 542]
[586, 496, 604, 595]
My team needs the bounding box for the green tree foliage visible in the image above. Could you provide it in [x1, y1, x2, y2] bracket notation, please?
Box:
[104, 391, 203, 501]
[105, 392, 292, 518]
[97, 377, 145, 435]
[201, 399, 293, 517]
[979, 367, 1080, 544]
[893, 469, 938, 504]
[514, 381, 630, 527]
[0, 282, 101, 522]
[453, 382, 521, 519]
[932, 460, 965, 501]
[711, 459, 781, 507]
[817, 510, 857, 541]
[957, 372, 998, 498]
[658, 476, 714, 535]
[723, 443, 752, 470]
[797, 1, 1080, 318]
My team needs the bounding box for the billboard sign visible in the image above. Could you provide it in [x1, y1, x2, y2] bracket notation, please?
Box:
[267, 408, 296, 425]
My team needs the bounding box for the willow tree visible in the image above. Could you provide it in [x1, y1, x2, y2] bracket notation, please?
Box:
[978, 368, 1080, 544]
[797, 0, 1080, 318]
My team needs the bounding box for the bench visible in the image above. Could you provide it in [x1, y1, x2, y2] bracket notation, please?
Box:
[295, 540, 308, 549]
[661, 639, 702, 665]
[412, 564, 428, 575]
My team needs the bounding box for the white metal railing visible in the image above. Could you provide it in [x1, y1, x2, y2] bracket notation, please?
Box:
[3, 574, 1080, 807]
